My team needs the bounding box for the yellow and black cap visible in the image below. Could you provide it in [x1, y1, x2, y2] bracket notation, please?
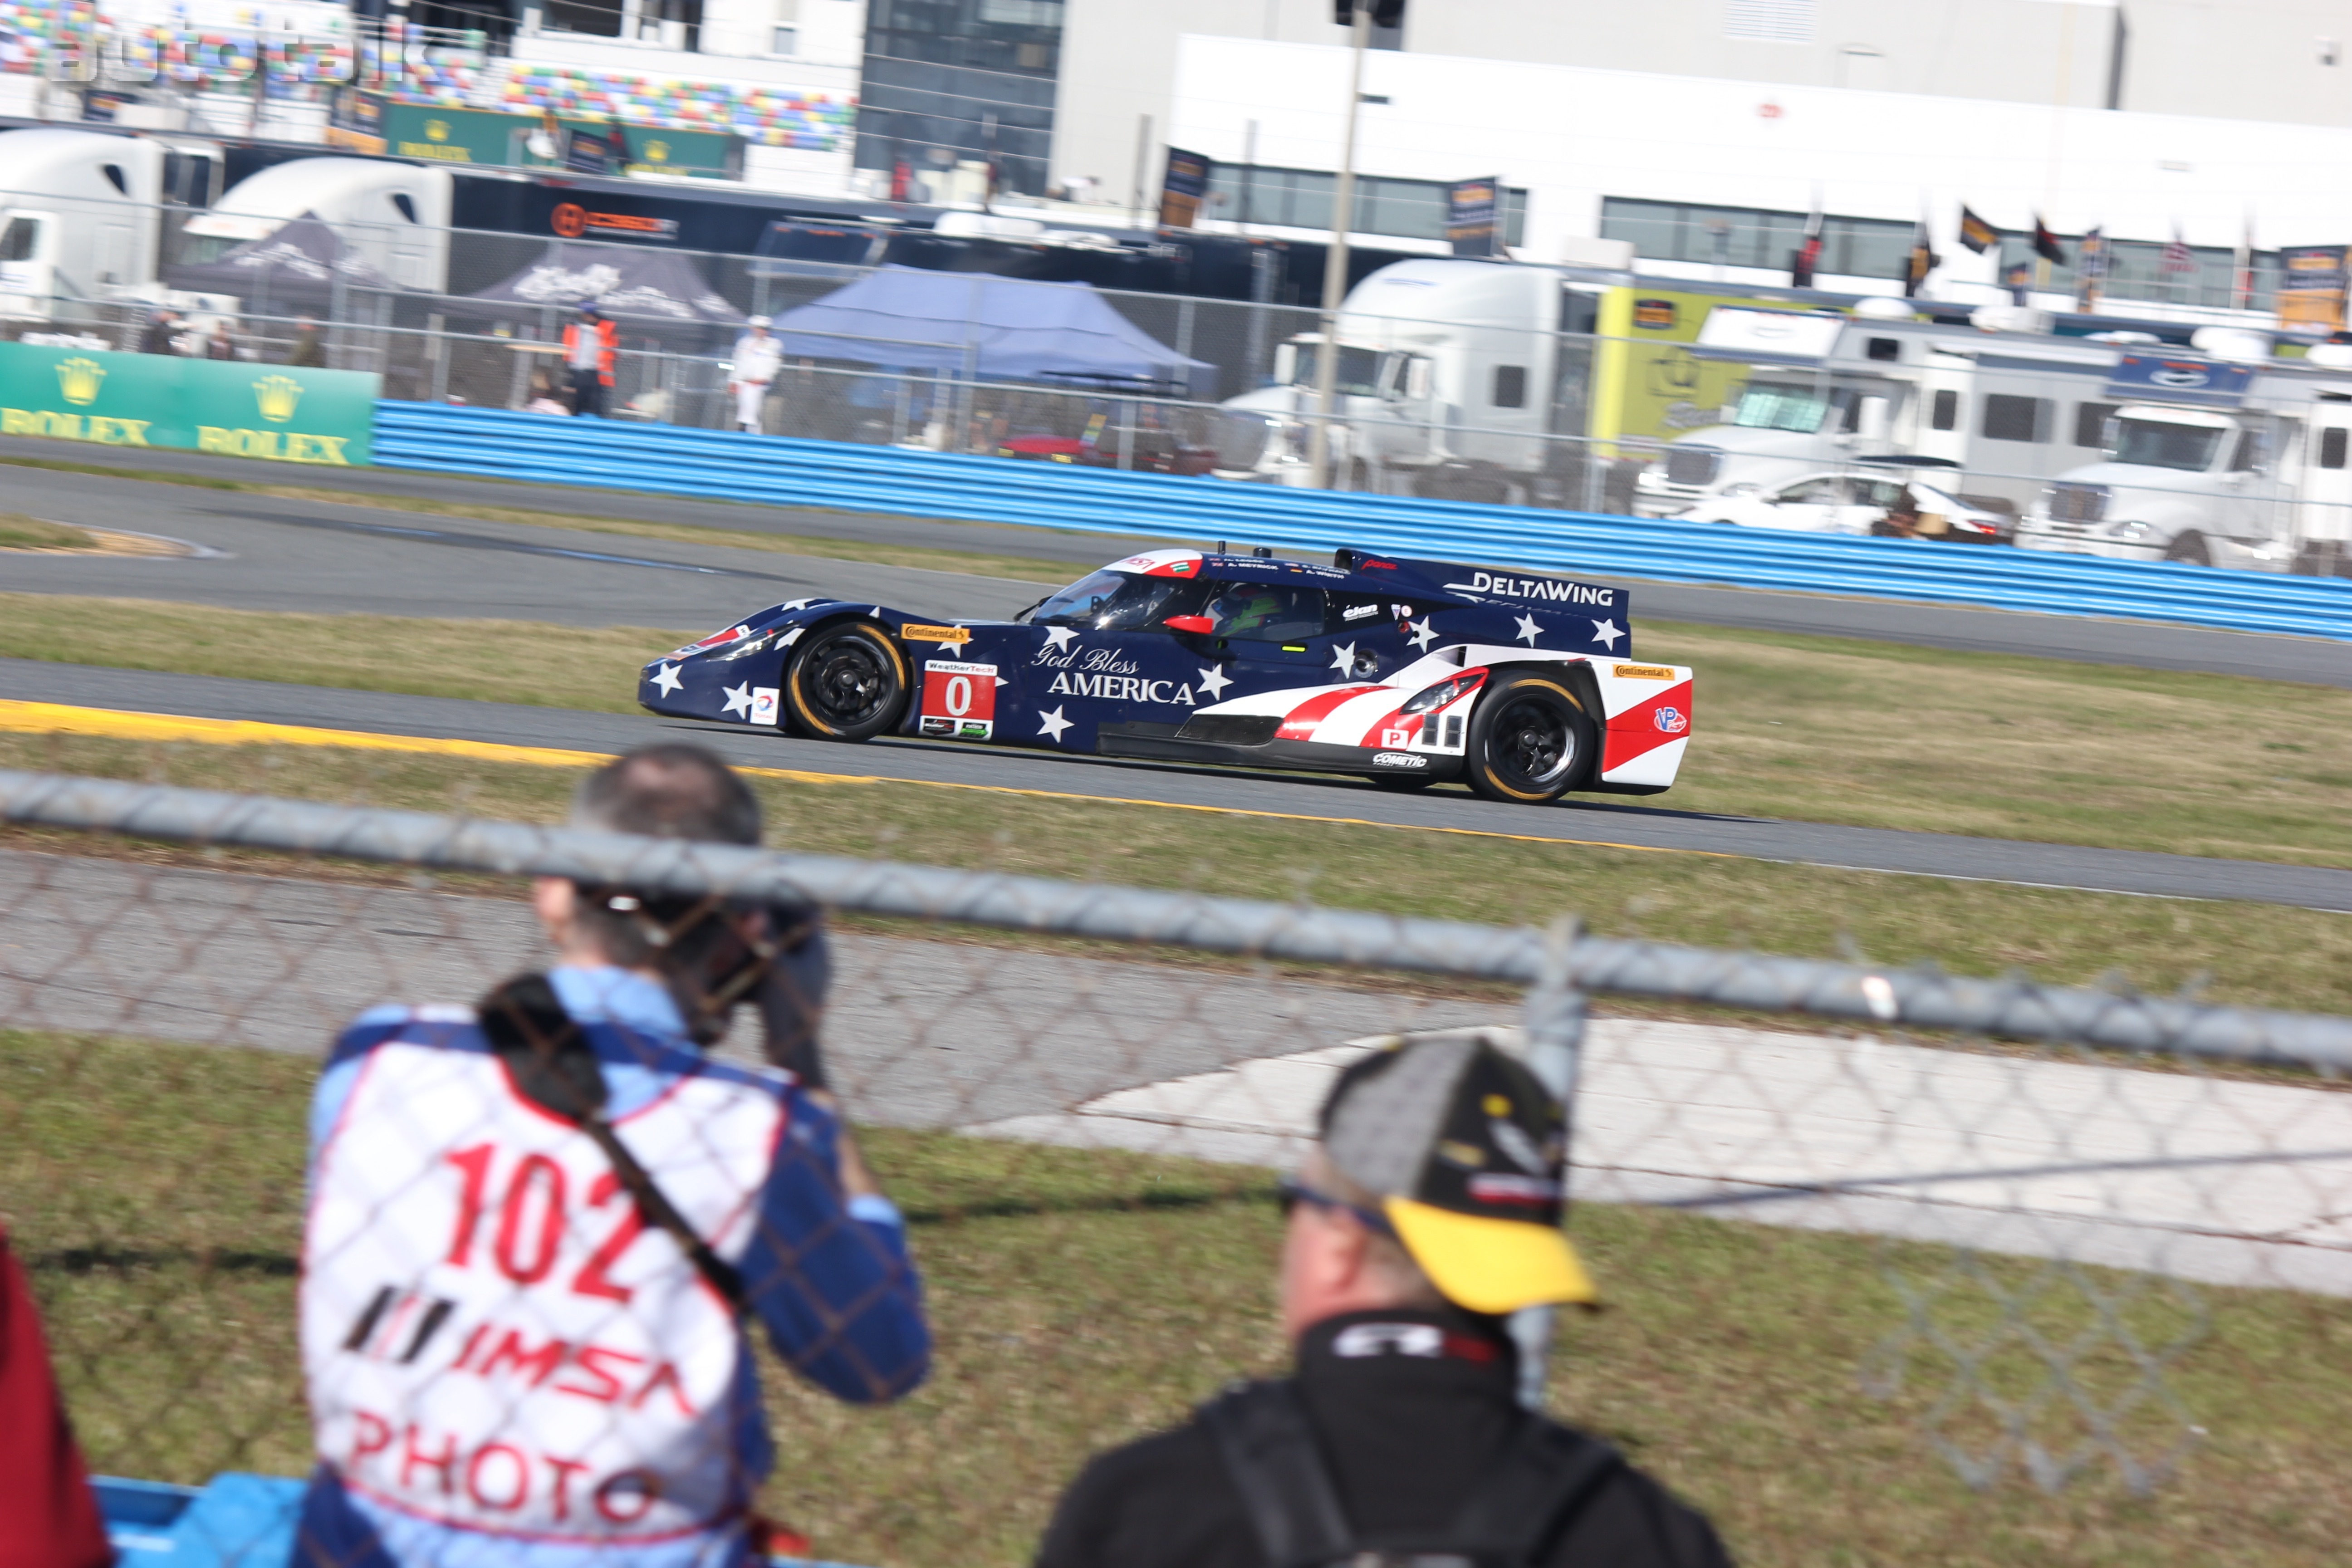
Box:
[1319, 1035, 1595, 1314]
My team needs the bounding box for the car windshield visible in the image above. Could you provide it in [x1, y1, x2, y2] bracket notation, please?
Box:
[1029, 569, 1208, 631]
[1290, 344, 1385, 397]
[2111, 418, 2225, 471]
[1731, 383, 1840, 433]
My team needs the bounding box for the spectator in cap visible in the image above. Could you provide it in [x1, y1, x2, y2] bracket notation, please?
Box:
[1036, 1032, 1732, 1568]
[729, 314, 782, 435]
[563, 300, 618, 418]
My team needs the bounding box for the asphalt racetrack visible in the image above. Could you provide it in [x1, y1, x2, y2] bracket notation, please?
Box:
[2, 442, 2349, 913]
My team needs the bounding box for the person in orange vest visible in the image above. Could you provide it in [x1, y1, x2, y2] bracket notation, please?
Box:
[561, 302, 618, 418]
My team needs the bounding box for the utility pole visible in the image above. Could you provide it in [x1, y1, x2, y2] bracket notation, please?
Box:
[1307, 1, 1371, 491]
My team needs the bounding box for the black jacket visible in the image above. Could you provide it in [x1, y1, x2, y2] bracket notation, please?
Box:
[1035, 1309, 1733, 1568]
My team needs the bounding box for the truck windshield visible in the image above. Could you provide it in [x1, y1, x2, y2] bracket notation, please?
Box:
[2111, 419, 2225, 472]
[1730, 384, 1849, 434]
[1290, 344, 1385, 397]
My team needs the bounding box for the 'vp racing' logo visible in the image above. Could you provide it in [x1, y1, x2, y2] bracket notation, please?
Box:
[1654, 706, 1689, 735]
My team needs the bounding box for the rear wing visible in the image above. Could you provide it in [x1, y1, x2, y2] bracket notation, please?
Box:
[1345, 553, 1629, 619]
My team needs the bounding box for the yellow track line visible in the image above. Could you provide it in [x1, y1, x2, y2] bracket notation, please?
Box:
[0, 698, 1731, 858]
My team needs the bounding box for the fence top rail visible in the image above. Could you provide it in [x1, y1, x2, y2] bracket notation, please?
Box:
[5, 769, 2347, 1068]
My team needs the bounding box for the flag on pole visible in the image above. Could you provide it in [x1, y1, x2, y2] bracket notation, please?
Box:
[1903, 215, 1939, 298]
[2161, 227, 2198, 273]
[1790, 191, 1824, 288]
[1958, 206, 2000, 254]
[2075, 225, 2107, 312]
[2235, 217, 2256, 311]
[2032, 216, 2066, 266]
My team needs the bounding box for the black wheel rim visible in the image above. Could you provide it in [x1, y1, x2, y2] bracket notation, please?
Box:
[802, 632, 893, 726]
[1489, 695, 1575, 790]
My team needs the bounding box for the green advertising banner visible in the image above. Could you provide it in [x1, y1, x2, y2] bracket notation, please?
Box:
[0, 345, 379, 466]
[375, 102, 740, 180]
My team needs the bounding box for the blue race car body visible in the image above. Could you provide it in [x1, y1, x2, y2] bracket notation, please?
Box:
[638, 547, 1694, 803]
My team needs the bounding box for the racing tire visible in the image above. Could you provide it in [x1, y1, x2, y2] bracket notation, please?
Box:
[784, 621, 908, 742]
[2164, 532, 2212, 567]
[1463, 673, 1596, 805]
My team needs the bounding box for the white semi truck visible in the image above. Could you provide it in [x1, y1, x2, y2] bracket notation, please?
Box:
[2016, 347, 2352, 574]
[1633, 304, 2129, 518]
[176, 157, 452, 291]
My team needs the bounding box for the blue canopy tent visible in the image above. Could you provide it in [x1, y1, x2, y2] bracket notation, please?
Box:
[771, 265, 1214, 397]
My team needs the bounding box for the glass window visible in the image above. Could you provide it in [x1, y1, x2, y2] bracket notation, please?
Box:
[2228, 427, 2261, 472]
[2073, 402, 2118, 447]
[2322, 427, 2349, 470]
[0, 216, 38, 263]
[1291, 343, 1383, 397]
[1776, 477, 1844, 505]
[1030, 570, 1208, 631]
[1492, 365, 1527, 408]
[1931, 389, 1960, 431]
[1732, 383, 1833, 433]
[1202, 582, 1328, 642]
[2112, 418, 2225, 471]
[1982, 394, 2048, 443]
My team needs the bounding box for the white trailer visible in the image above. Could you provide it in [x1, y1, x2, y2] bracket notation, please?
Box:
[1217, 259, 1602, 502]
[0, 129, 171, 321]
[1634, 304, 2126, 518]
[2016, 347, 2352, 574]
[179, 158, 455, 293]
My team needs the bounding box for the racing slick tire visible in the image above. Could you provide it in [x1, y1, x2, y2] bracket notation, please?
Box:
[784, 620, 908, 741]
[2164, 531, 2212, 567]
[1463, 673, 1596, 805]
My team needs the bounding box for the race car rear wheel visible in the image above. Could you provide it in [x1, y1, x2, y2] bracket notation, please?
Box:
[1464, 674, 1594, 804]
[784, 621, 907, 741]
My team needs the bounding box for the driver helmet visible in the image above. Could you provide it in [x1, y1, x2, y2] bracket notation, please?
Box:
[1209, 584, 1283, 635]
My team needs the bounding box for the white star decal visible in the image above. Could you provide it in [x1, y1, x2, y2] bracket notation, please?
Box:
[650, 663, 683, 696]
[1513, 613, 1544, 646]
[931, 626, 966, 647]
[721, 681, 755, 718]
[1196, 664, 1232, 699]
[1329, 640, 1359, 675]
[1590, 618, 1624, 650]
[1043, 625, 1079, 651]
[1036, 705, 1073, 742]
[1406, 619, 1439, 651]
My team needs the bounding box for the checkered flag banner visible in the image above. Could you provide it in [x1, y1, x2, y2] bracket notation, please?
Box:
[4, 768, 2350, 1565]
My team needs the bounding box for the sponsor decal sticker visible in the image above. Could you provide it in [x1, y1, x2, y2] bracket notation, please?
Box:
[1372, 751, 1428, 769]
[1614, 664, 1675, 680]
[1342, 602, 1379, 620]
[1442, 570, 1616, 607]
[749, 687, 779, 725]
[1654, 706, 1689, 735]
[901, 623, 970, 646]
[920, 659, 998, 739]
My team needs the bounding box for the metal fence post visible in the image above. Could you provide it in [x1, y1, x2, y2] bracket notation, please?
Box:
[1510, 915, 1587, 1410]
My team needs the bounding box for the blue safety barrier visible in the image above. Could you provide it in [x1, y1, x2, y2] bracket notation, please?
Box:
[372, 403, 2352, 643]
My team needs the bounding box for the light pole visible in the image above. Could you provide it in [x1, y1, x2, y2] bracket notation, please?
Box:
[1307, 0, 1372, 491]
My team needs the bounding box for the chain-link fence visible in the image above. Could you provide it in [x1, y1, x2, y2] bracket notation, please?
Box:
[4, 765, 2350, 1565]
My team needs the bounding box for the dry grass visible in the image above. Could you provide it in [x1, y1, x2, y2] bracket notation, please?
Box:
[5, 1029, 2347, 1568]
[0, 512, 97, 551]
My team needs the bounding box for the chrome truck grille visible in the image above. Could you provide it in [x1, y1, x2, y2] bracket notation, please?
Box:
[2046, 482, 2109, 524]
[1664, 447, 1722, 488]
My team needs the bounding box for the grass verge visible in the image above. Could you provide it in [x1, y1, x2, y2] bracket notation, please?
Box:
[0, 453, 1086, 583]
[4, 590, 2349, 870]
[5, 1028, 2346, 1568]
[0, 512, 97, 550]
[4, 730, 2349, 1014]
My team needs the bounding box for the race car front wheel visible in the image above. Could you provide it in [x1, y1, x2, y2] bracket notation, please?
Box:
[785, 621, 907, 741]
[1464, 674, 1594, 804]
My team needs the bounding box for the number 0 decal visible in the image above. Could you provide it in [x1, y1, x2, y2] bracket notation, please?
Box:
[919, 659, 998, 741]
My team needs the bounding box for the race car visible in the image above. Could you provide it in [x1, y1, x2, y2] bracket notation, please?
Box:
[637, 547, 1693, 804]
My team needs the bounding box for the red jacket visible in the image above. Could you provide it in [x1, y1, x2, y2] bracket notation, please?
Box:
[561, 317, 619, 385]
[0, 1224, 110, 1568]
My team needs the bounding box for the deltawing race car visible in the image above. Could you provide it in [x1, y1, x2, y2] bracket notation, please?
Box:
[638, 548, 1693, 805]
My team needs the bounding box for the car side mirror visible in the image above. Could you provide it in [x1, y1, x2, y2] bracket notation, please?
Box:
[1163, 614, 1215, 634]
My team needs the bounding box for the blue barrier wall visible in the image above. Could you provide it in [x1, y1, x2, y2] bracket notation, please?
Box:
[372, 404, 2352, 643]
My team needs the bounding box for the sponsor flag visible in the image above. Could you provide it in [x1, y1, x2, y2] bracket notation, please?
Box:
[2235, 216, 2256, 312]
[1958, 205, 1999, 254]
[1902, 215, 1938, 298]
[1789, 192, 1824, 287]
[2161, 226, 2198, 273]
[2032, 215, 2067, 266]
[1445, 178, 1502, 258]
[2276, 245, 2349, 335]
[1157, 147, 1211, 229]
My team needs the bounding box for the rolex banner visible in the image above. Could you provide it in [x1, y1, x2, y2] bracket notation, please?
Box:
[0, 345, 379, 466]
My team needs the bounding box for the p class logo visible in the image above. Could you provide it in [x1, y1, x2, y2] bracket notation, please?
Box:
[1654, 706, 1689, 735]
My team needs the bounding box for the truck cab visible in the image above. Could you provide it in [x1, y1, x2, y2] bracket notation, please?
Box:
[2015, 402, 2296, 569]
[0, 129, 167, 323]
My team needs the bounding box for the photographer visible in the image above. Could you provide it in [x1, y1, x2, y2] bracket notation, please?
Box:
[294, 744, 927, 1565]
